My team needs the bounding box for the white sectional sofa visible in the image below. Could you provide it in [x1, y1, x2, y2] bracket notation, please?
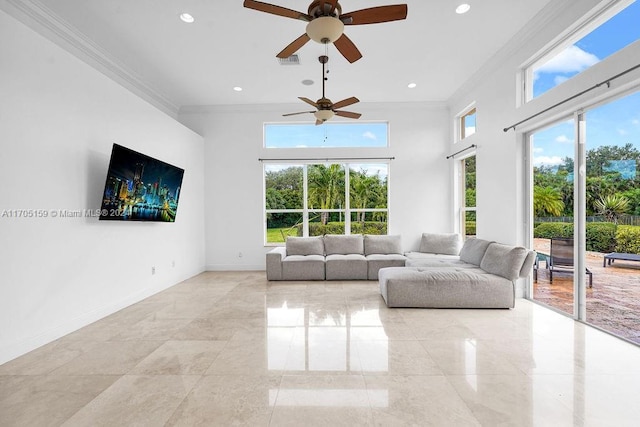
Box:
[378, 235, 537, 309]
[266, 234, 406, 281]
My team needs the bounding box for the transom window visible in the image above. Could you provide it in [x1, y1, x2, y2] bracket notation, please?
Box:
[524, 0, 640, 101]
[459, 108, 476, 140]
[264, 122, 388, 148]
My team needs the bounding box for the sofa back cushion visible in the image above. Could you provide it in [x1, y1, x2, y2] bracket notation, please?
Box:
[364, 235, 402, 255]
[324, 234, 364, 255]
[480, 243, 529, 281]
[286, 236, 324, 256]
[519, 251, 537, 279]
[419, 233, 461, 255]
[459, 238, 493, 265]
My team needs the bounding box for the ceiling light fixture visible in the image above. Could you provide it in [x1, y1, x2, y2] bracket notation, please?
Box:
[306, 16, 345, 44]
[233, 86, 243, 92]
[455, 4, 471, 14]
[179, 13, 195, 23]
[408, 83, 417, 89]
[314, 109, 335, 122]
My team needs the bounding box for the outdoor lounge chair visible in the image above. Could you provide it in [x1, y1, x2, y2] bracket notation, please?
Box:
[549, 237, 593, 288]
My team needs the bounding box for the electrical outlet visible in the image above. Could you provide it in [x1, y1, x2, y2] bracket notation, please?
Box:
[151, 266, 156, 275]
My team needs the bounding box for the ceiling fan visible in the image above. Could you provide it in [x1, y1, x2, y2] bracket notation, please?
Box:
[243, 0, 408, 63]
[283, 55, 361, 125]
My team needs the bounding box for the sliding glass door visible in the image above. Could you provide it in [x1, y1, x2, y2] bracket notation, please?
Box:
[528, 89, 640, 345]
[530, 119, 576, 316]
[583, 91, 640, 342]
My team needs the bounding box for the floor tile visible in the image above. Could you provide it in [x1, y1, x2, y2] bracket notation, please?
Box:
[62, 375, 199, 427]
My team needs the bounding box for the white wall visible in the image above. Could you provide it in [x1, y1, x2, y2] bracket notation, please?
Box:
[179, 102, 451, 270]
[447, 0, 640, 296]
[0, 10, 206, 364]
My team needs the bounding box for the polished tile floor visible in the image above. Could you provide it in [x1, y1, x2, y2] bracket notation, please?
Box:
[2, 271, 640, 426]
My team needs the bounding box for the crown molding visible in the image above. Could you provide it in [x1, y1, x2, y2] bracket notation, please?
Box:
[0, 0, 179, 118]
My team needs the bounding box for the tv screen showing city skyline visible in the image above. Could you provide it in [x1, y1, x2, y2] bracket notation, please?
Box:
[99, 143, 184, 222]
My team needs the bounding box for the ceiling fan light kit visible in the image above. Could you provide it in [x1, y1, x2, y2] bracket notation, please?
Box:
[306, 16, 344, 43]
[244, 0, 407, 63]
[314, 109, 335, 121]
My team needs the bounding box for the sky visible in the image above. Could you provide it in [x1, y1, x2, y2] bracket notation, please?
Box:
[532, 0, 640, 167]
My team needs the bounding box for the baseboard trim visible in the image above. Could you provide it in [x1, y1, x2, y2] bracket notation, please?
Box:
[0, 268, 205, 365]
[205, 265, 265, 271]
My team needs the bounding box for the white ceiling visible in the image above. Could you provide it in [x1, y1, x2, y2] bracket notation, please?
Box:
[32, 0, 554, 108]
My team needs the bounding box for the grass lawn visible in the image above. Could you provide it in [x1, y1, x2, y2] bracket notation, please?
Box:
[266, 227, 299, 243]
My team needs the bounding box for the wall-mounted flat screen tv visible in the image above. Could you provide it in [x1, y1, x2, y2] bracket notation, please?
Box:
[99, 143, 184, 222]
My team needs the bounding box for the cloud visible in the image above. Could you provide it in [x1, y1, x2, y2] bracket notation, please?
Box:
[534, 156, 565, 166]
[554, 75, 570, 86]
[632, 119, 639, 126]
[533, 147, 544, 154]
[555, 135, 573, 143]
[618, 128, 629, 136]
[362, 131, 377, 140]
[535, 45, 600, 74]
[465, 127, 476, 137]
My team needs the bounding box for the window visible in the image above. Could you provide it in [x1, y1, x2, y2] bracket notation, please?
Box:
[460, 108, 476, 140]
[458, 155, 476, 238]
[524, 0, 640, 101]
[263, 122, 390, 243]
[265, 122, 388, 148]
[264, 162, 389, 244]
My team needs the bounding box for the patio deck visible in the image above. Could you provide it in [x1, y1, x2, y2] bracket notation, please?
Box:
[533, 238, 640, 345]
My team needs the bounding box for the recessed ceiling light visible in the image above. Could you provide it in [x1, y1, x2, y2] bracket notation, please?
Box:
[407, 83, 417, 89]
[301, 79, 314, 86]
[456, 4, 471, 14]
[233, 86, 243, 92]
[179, 13, 195, 23]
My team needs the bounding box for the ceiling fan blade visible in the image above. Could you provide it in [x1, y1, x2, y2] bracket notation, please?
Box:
[298, 97, 319, 108]
[243, 0, 311, 21]
[277, 33, 311, 58]
[335, 110, 362, 119]
[283, 111, 315, 117]
[333, 34, 362, 63]
[332, 96, 359, 110]
[341, 5, 408, 25]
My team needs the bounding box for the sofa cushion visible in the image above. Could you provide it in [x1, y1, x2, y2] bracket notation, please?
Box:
[459, 238, 493, 266]
[480, 243, 529, 281]
[324, 234, 364, 255]
[364, 234, 402, 255]
[286, 236, 324, 256]
[418, 233, 461, 255]
[325, 254, 368, 280]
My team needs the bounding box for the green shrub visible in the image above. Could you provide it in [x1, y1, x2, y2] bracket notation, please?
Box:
[585, 222, 617, 253]
[465, 221, 476, 236]
[352, 221, 387, 235]
[615, 225, 640, 254]
[307, 221, 388, 236]
[533, 222, 573, 238]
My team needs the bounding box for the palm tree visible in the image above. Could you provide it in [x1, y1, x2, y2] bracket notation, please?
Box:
[308, 164, 344, 224]
[594, 194, 629, 223]
[534, 186, 565, 217]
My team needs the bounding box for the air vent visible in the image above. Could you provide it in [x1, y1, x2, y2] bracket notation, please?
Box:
[278, 54, 300, 65]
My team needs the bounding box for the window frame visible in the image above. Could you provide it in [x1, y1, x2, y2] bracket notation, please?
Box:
[455, 104, 477, 142]
[263, 161, 390, 245]
[521, 0, 636, 103]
